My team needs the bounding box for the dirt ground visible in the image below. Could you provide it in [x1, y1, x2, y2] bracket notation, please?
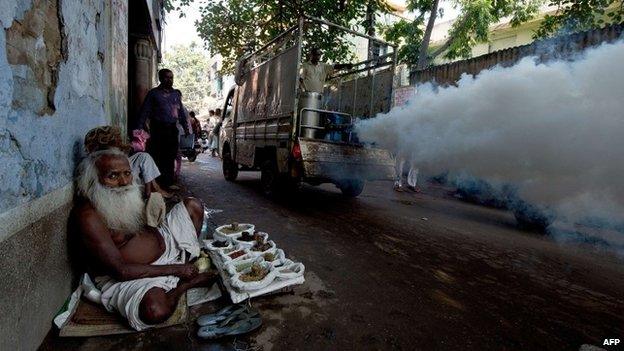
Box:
[40, 154, 624, 350]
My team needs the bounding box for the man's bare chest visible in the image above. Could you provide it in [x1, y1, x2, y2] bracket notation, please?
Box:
[109, 229, 135, 247]
[114, 228, 166, 264]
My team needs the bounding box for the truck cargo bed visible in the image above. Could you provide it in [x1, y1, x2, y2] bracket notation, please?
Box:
[299, 139, 396, 181]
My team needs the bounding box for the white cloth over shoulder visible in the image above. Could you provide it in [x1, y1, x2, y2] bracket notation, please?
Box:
[128, 152, 160, 185]
[95, 202, 201, 331]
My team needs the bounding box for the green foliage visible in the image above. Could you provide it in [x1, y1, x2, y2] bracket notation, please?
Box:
[380, 18, 424, 65]
[163, 0, 193, 13]
[161, 42, 212, 113]
[168, 0, 389, 73]
[383, 0, 544, 68]
[534, 0, 624, 37]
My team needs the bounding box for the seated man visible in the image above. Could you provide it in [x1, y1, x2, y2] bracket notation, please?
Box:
[73, 148, 216, 330]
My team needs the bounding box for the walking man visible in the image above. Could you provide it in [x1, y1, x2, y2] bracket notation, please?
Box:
[138, 68, 190, 188]
[189, 111, 202, 137]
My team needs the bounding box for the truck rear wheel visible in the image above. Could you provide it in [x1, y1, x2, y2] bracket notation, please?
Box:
[338, 179, 365, 197]
[222, 147, 238, 181]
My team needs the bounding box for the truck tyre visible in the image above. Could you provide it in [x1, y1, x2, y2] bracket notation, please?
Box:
[260, 160, 278, 196]
[222, 147, 238, 181]
[338, 179, 365, 197]
[283, 176, 302, 193]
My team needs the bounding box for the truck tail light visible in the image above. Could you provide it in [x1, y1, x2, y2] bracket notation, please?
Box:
[292, 142, 302, 161]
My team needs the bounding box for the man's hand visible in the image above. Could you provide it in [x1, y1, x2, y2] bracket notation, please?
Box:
[176, 264, 199, 280]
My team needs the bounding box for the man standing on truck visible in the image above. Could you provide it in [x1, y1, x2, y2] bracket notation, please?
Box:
[299, 47, 353, 93]
[138, 68, 190, 188]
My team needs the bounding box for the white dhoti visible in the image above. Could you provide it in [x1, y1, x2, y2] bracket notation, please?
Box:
[128, 152, 160, 185]
[95, 202, 201, 331]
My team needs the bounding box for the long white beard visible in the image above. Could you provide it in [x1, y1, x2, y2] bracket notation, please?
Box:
[89, 182, 146, 234]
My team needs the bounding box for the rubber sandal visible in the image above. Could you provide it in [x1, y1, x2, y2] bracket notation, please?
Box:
[216, 309, 259, 328]
[224, 315, 261, 336]
[197, 315, 262, 340]
[196, 304, 246, 326]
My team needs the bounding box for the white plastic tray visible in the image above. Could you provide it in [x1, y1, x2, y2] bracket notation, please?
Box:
[208, 250, 305, 304]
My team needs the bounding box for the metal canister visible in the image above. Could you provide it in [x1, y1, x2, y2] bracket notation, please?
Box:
[299, 92, 322, 139]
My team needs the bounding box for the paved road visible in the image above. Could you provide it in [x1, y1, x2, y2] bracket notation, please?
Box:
[42, 154, 624, 350]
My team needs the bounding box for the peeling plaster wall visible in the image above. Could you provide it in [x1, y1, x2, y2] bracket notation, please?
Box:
[0, 0, 109, 213]
[0, 0, 129, 349]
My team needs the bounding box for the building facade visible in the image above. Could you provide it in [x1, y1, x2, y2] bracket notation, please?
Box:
[0, 1, 163, 349]
[428, 6, 560, 65]
[206, 53, 235, 109]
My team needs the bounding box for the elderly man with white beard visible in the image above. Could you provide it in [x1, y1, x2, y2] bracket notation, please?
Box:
[73, 148, 217, 330]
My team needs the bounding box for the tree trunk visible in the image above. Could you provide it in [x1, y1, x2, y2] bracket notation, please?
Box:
[416, 0, 441, 70]
[366, 2, 376, 60]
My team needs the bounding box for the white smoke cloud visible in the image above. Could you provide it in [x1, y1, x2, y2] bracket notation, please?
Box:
[356, 40, 624, 225]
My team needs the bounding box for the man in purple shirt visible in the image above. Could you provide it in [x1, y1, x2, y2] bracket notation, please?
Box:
[138, 68, 190, 187]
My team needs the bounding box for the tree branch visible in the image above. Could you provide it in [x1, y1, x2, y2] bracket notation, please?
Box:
[425, 16, 471, 67]
[416, 0, 441, 70]
[429, 36, 454, 58]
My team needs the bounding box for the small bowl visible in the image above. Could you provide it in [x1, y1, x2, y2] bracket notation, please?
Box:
[214, 223, 255, 241]
[248, 240, 277, 256]
[272, 258, 292, 269]
[275, 261, 305, 280]
[219, 247, 249, 264]
[261, 249, 285, 267]
[230, 261, 277, 291]
[204, 239, 233, 252]
[225, 256, 264, 276]
[233, 231, 269, 249]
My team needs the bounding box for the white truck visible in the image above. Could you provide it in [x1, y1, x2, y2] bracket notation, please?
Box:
[218, 16, 396, 197]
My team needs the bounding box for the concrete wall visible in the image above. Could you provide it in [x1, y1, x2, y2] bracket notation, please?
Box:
[411, 23, 624, 86]
[0, 0, 128, 349]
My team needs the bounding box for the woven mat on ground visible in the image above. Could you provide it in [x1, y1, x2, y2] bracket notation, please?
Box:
[59, 294, 188, 337]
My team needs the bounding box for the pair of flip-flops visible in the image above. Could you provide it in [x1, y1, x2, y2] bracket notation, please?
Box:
[196, 304, 262, 340]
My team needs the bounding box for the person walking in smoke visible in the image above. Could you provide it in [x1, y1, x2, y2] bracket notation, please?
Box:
[394, 152, 419, 193]
[138, 68, 190, 189]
